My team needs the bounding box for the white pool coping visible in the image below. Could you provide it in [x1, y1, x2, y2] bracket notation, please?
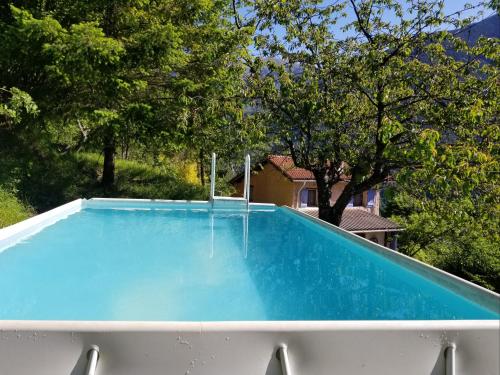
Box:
[0, 198, 83, 252]
[0, 318, 498, 332]
[0, 197, 498, 328]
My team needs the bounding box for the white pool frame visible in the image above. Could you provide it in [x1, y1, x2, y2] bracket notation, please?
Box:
[0, 198, 498, 375]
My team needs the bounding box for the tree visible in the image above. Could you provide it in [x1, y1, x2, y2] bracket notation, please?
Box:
[149, 1, 256, 186]
[0, 1, 252, 187]
[246, 0, 496, 225]
[0, 87, 38, 127]
[386, 114, 499, 292]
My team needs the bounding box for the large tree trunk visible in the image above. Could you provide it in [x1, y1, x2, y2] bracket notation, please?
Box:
[313, 169, 335, 223]
[329, 185, 354, 226]
[313, 169, 353, 226]
[102, 143, 115, 186]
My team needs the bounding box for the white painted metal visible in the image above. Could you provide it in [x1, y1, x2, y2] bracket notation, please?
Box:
[84, 345, 100, 375]
[210, 152, 217, 200]
[445, 344, 456, 375]
[277, 344, 292, 375]
[244, 154, 251, 198]
[243, 154, 249, 200]
[245, 154, 251, 210]
[0, 321, 498, 375]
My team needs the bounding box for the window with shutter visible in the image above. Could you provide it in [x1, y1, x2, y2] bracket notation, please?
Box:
[367, 189, 375, 208]
[307, 189, 317, 207]
[300, 189, 308, 207]
[353, 193, 363, 207]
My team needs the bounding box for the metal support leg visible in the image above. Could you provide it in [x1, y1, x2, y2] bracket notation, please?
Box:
[277, 344, 292, 375]
[84, 345, 100, 375]
[445, 344, 456, 375]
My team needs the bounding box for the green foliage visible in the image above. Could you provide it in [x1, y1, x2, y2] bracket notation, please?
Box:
[0, 87, 38, 125]
[0, 0, 253, 186]
[75, 153, 209, 202]
[0, 147, 208, 215]
[0, 187, 34, 228]
[245, 0, 498, 226]
[388, 185, 500, 292]
[385, 86, 499, 291]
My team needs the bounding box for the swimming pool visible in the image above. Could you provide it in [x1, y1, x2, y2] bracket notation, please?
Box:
[0, 199, 497, 321]
[0, 198, 498, 375]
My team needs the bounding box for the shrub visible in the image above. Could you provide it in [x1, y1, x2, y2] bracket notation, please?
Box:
[0, 187, 33, 228]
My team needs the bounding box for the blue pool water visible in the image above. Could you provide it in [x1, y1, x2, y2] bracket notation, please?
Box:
[0, 206, 498, 321]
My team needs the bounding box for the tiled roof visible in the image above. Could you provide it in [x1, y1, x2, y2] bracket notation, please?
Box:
[230, 154, 352, 183]
[300, 208, 401, 232]
[267, 155, 315, 181]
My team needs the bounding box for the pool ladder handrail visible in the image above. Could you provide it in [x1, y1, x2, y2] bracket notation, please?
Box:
[210, 153, 251, 208]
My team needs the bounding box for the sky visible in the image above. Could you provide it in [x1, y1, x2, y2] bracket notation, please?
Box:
[440, 0, 493, 17]
[247, 0, 494, 49]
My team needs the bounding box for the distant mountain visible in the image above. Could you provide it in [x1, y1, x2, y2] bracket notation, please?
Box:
[454, 13, 499, 45]
[446, 13, 499, 63]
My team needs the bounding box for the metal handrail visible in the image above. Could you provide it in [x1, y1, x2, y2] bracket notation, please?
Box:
[244, 154, 251, 209]
[210, 153, 216, 201]
[445, 344, 456, 375]
[277, 344, 292, 375]
[84, 345, 100, 375]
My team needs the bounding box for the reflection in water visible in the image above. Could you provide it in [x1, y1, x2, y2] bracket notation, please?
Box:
[241, 210, 497, 320]
[0, 207, 497, 321]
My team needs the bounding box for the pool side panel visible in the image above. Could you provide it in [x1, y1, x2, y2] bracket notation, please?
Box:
[0, 198, 83, 252]
[0, 321, 498, 375]
[283, 206, 500, 314]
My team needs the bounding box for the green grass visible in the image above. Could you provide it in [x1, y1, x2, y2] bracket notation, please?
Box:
[74, 153, 209, 202]
[0, 146, 209, 225]
[0, 188, 34, 228]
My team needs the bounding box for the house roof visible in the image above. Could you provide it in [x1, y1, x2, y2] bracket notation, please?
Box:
[231, 155, 360, 184]
[230, 155, 316, 183]
[267, 155, 315, 181]
[300, 208, 401, 232]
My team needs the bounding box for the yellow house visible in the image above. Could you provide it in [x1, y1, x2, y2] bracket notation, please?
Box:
[232, 155, 401, 248]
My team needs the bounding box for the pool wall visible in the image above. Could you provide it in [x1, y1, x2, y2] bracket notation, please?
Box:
[0, 320, 498, 375]
[0, 198, 498, 375]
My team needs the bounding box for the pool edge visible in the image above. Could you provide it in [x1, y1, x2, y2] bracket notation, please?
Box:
[0, 198, 83, 251]
[0, 319, 498, 332]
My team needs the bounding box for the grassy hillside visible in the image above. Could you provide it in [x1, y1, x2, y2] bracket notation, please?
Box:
[0, 151, 209, 227]
[0, 188, 34, 228]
